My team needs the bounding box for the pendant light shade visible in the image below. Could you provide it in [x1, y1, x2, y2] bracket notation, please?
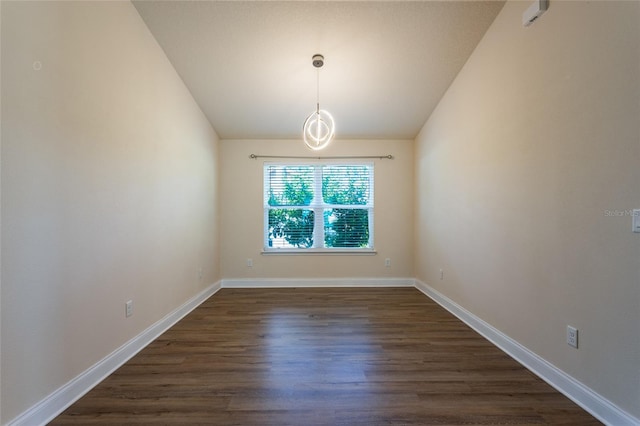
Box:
[303, 54, 335, 150]
[303, 108, 335, 151]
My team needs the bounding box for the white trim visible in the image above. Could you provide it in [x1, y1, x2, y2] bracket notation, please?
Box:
[222, 277, 414, 288]
[261, 249, 377, 255]
[263, 162, 375, 251]
[7, 281, 222, 426]
[414, 279, 639, 426]
[9, 279, 637, 426]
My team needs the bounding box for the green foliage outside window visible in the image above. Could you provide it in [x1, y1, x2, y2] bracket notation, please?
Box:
[268, 166, 314, 248]
[324, 209, 369, 248]
[269, 209, 314, 248]
[266, 164, 371, 249]
[322, 165, 370, 248]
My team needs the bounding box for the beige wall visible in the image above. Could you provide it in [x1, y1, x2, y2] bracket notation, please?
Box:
[2, 0, 637, 423]
[0, 2, 220, 423]
[220, 139, 413, 280]
[415, 0, 639, 418]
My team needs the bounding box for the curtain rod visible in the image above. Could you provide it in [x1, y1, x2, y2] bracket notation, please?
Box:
[249, 154, 393, 160]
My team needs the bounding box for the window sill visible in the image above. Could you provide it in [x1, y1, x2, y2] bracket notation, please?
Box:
[262, 249, 377, 256]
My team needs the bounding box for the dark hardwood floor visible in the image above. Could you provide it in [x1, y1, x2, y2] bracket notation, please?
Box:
[51, 287, 600, 425]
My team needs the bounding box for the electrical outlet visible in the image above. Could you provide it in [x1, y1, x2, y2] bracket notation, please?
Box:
[125, 300, 133, 318]
[440, 269, 444, 280]
[385, 258, 391, 267]
[567, 325, 578, 348]
[247, 258, 253, 267]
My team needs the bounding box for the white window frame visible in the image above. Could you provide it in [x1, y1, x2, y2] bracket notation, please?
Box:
[263, 162, 375, 254]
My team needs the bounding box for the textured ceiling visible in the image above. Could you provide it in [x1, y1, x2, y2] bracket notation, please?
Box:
[133, 1, 504, 140]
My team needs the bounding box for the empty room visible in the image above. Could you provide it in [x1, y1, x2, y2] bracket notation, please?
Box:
[1, 1, 638, 425]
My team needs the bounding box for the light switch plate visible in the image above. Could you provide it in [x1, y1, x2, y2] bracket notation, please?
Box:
[633, 209, 640, 233]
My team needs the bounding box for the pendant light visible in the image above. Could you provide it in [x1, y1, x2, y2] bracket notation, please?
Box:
[303, 54, 335, 150]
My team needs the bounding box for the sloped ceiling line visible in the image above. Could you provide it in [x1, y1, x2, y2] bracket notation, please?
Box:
[133, 1, 505, 140]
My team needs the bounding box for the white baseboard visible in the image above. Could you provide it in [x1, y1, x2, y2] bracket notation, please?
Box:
[9, 279, 637, 426]
[414, 279, 639, 426]
[221, 277, 415, 288]
[7, 281, 222, 426]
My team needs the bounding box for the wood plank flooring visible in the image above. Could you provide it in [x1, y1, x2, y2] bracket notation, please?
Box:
[51, 288, 600, 425]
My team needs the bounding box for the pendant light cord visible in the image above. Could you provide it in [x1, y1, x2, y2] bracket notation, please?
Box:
[316, 68, 320, 114]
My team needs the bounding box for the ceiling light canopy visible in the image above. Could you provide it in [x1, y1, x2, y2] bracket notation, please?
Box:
[303, 54, 335, 150]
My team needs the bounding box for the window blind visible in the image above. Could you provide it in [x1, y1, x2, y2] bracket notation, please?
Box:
[264, 163, 374, 250]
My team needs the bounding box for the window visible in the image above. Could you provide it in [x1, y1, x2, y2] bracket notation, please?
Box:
[264, 163, 374, 252]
